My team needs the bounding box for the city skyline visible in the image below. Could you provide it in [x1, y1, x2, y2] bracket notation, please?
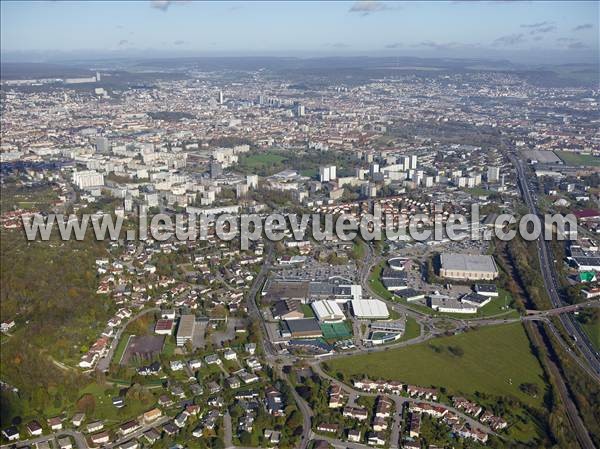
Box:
[1, 0, 599, 64]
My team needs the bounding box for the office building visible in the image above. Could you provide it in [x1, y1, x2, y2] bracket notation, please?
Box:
[361, 183, 377, 198]
[401, 156, 411, 171]
[410, 155, 418, 169]
[95, 136, 110, 154]
[319, 165, 337, 182]
[236, 184, 249, 198]
[369, 163, 380, 177]
[487, 166, 500, 183]
[73, 170, 104, 189]
[247, 174, 259, 189]
[210, 160, 223, 179]
[294, 103, 305, 117]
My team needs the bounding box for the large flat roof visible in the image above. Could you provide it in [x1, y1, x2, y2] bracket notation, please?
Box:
[176, 314, 196, 339]
[263, 280, 309, 302]
[284, 318, 321, 333]
[311, 300, 345, 321]
[440, 253, 498, 274]
[351, 299, 389, 318]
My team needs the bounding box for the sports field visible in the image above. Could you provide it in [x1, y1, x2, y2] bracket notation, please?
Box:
[555, 151, 600, 167]
[327, 322, 546, 408]
[320, 322, 352, 340]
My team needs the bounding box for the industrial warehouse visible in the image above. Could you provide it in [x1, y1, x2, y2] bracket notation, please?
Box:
[439, 253, 499, 281]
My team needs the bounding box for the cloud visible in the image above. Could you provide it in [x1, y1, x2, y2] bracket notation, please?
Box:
[520, 21, 551, 28]
[532, 36, 543, 41]
[150, 1, 171, 11]
[413, 41, 476, 51]
[520, 21, 556, 35]
[573, 23, 593, 31]
[150, 0, 188, 11]
[528, 25, 556, 35]
[173, 40, 185, 46]
[568, 41, 587, 49]
[118, 39, 129, 46]
[557, 37, 576, 43]
[453, 0, 533, 3]
[385, 42, 403, 49]
[493, 33, 526, 46]
[332, 42, 350, 48]
[349, 1, 393, 16]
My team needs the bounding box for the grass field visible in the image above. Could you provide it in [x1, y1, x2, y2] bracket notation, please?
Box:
[368, 261, 395, 301]
[581, 322, 600, 351]
[399, 316, 421, 342]
[77, 382, 156, 427]
[112, 334, 131, 365]
[464, 187, 491, 197]
[555, 151, 600, 167]
[238, 152, 287, 170]
[301, 304, 315, 318]
[327, 323, 546, 408]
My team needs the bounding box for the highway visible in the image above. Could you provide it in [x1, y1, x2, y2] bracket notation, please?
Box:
[525, 321, 596, 449]
[512, 155, 600, 376]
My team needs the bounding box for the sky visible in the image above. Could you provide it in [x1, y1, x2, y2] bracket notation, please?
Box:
[1, 1, 598, 64]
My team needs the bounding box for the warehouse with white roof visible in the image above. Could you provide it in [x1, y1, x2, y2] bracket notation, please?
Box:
[350, 299, 389, 319]
[311, 300, 345, 323]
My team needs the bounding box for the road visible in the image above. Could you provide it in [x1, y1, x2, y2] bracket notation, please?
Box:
[512, 155, 600, 376]
[0, 430, 89, 449]
[223, 411, 233, 449]
[244, 243, 314, 449]
[525, 321, 596, 449]
[246, 195, 600, 448]
[104, 416, 170, 449]
[311, 362, 496, 448]
[512, 155, 599, 448]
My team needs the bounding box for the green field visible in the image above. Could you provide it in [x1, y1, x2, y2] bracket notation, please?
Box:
[327, 323, 546, 408]
[301, 304, 315, 318]
[581, 322, 600, 351]
[464, 187, 491, 197]
[77, 382, 157, 426]
[399, 316, 421, 342]
[555, 151, 600, 167]
[112, 334, 132, 365]
[368, 261, 395, 301]
[320, 322, 352, 340]
[238, 152, 287, 170]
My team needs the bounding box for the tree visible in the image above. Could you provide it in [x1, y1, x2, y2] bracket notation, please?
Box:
[76, 393, 96, 414]
[285, 410, 302, 429]
[239, 431, 252, 446]
[520, 382, 540, 397]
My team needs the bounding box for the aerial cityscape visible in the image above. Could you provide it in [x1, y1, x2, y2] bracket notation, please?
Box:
[0, 2, 599, 449]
